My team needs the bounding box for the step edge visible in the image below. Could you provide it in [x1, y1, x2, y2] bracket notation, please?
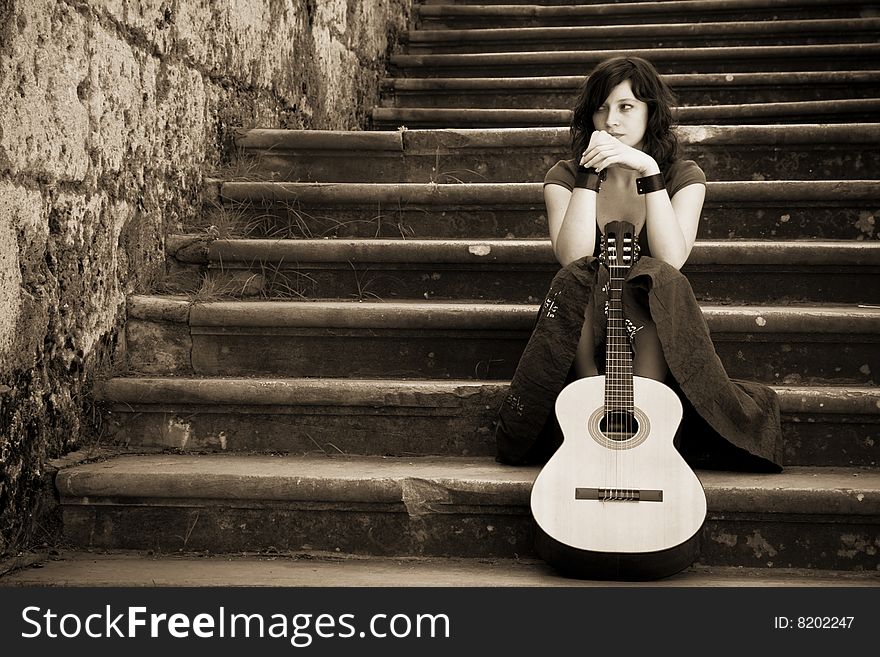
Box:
[233, 124, 880, 150]
[406, 17, 880, 42]
[215, 180, 880, 204]
[382, 71, 880, 90]
[166, 236, 880, 267]
[97, 376, 880, 414]
[374, 98, 880, 118]
[4, 550, 879, 587]
[54, 455, 880, 516]
[123, 294, 880, 332]
[389, 42, 880, 65]
[417, 0, 870, 18]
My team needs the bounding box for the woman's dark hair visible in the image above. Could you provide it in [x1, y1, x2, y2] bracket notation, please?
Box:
[570, 56, 679, 170]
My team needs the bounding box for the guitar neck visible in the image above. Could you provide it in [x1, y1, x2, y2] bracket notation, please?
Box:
[604, 264, 634, 413]
[599, 221, 639, 415]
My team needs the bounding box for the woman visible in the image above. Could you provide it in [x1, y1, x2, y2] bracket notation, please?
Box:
[547, 56, 706, 383]
[495, 56, 783, 472]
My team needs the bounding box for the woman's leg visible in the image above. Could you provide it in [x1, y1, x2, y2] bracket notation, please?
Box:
[576, 316, 668, 382]
[632, 319, 668, 382]
[574, 316, 599, 378]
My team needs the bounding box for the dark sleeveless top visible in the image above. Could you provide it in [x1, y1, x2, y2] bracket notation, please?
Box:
[543, 159, 707, 258]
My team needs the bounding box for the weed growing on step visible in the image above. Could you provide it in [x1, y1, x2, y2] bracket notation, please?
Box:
[222, 199, 312, 239]
[430, 146, 487, 185]
[390, 198, 416, 239]
[195, 195, 419, 240]
[338, 201, 416, 240]
[180, 257, 322, 302]
[436, 169, 485, 184]
[287, 200, 388, 239]
[207, 144, 266, 182]
[186, 198, 255, 239]
[262, 199, 367, 240]
[304, 433, 346, 455]
[259, 259, 317, 299]
[397, 221, 416, 239]
[348, 261, 403, 302]
[287, 202, 317, 238]
[237, 207, 298, 239]
[186, 275, 240, 304]
[153, 267, 202, 296]
[77, 341, 144, 451]
[187, 198, 333, 241]
[174, 510, 200, 550]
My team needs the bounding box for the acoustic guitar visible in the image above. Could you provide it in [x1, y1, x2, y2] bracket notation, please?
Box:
[530, 220, 707, 580]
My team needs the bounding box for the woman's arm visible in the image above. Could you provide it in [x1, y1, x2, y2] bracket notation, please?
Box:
[643, 180, 706, 270]
[546, 184, 599, 267]
[582, 132, 706, 270]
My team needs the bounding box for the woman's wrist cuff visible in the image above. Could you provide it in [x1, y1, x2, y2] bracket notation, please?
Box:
[574, 166, 606, 192]
[636, 172, 665, 194]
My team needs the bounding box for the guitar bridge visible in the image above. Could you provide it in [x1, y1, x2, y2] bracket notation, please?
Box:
[575, 488, 663, 502]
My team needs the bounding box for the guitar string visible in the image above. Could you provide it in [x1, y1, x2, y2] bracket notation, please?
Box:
[611, 260, 626, 496]
[623, 267, 628, 492]
[606, 252, 619, 499]
[607, 236, 635, 498]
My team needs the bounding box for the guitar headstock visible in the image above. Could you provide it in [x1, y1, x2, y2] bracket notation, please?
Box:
[599, 221, 640, 269]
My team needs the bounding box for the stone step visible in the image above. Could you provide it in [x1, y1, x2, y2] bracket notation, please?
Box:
[56, 453, 880, 569]
[417, 0, 876, 28]
[402, 18, 880, 53]
[372, 100, 880, 128]
[380, 72, 880, 108]
[4, 550, 879, 587]
[389, 44, 880, 77]
[233, 124, 880, 182]
[99, 377, 879, 467]
[125, 295, 880, 384]
[167, 236, 880, 304]
[210, 180, 878, 241]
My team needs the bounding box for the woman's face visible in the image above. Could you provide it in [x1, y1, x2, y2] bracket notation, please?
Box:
[592, 79, 649, 150]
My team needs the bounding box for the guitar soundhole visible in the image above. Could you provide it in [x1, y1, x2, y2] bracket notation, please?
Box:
[600, 411, 640, 442]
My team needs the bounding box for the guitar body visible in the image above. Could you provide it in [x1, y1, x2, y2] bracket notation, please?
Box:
[531, 375, 707, 580]
[530, 220, 706, 580]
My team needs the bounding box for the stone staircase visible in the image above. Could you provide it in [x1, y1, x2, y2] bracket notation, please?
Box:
[56, 0, 880, 582]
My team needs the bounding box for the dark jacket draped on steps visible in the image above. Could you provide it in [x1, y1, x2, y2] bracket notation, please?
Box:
[495, 255, 784, 472]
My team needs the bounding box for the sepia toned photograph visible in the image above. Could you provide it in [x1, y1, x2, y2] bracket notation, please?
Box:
[0, 0, 877, 650]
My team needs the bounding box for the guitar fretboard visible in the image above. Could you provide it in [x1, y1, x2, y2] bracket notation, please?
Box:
[605, 263, 634, 415]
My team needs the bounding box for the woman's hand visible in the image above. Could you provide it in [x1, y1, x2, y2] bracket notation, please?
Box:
[579, 130, 659, 176]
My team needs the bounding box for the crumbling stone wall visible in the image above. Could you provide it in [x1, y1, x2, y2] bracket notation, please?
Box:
[0, 0, 411, 554]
